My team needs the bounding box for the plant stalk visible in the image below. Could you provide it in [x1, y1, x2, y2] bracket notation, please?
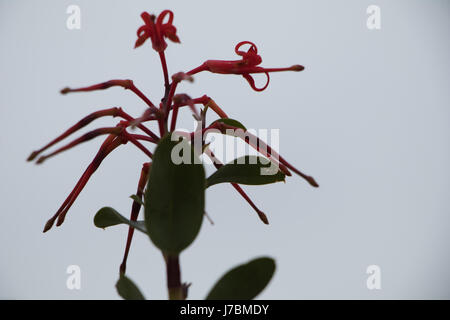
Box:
[165, 254, 185, 300]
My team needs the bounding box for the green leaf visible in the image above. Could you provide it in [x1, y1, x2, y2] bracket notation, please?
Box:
[206, 257, 276, 300]
[116, 275, 145, 300]
[130, 194, 145, 206]
[144, 133, 205, 254]
[206, 156, 285, 188]
[93, 207, 147, 234]
[212, 118, 247, 131]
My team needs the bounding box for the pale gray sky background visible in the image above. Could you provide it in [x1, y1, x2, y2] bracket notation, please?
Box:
[1, 0, 449, 299]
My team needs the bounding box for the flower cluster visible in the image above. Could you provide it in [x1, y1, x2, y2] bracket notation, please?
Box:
[28, 10, 317, 274]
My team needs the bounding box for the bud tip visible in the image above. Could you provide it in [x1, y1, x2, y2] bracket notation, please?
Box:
[55, 216, 65, 227]
[291, 65, 305, 71]
[36, 157, 45, 165]
[308, 176, 319, 188]
[27, 151, 38, 161]
[257, 211, 270, 225]
[60, 87, 70, 94]
[43, 219, 55, 233]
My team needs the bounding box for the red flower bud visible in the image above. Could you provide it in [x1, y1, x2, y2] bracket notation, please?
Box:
[187, 41, 304, 91]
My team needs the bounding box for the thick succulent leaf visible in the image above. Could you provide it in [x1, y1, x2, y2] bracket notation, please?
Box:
[206, 257, 276, 300]
[93, 207, 147, 234]
[206, 156, 285, 188]
[116, 275, 145, 300]
[144, 133, 205, 254]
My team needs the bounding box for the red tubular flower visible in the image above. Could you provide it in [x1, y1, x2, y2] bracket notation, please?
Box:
[187, 41, 304, 91]
[215, 122, 319, 187]
[43, 134, 125, 232]
[40, 127, 155, 232]
[204, 147, 269, 224]
[120, 162, 151, 274]
[32, 115, 156, 233]
[27, 107, 159, 163]
[35, 127, 122, 164]
[135, 10, 180, 52]
[61, 79, 159, 112]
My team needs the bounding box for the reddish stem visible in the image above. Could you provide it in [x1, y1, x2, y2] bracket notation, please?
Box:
[120, 162, 150, 274]
[159, 51, 170, 94]
[122, 131, 154, 158]
[205, 148, 269, 224]
[169, 103, 180, 132]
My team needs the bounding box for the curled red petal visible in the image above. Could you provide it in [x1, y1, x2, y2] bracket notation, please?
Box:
[134, 34, 150, 48]
[162, 24, 180, 43]
[140, 12, 155, 25]
[137, 25, 149, 37]
[242, 72, 270, 92]
[156, 10, 174, 26]
[235, 41, 258, 56]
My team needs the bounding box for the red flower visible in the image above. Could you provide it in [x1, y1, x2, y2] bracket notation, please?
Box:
[135, 10, 180, 52]
[187, 41, 304, 91]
